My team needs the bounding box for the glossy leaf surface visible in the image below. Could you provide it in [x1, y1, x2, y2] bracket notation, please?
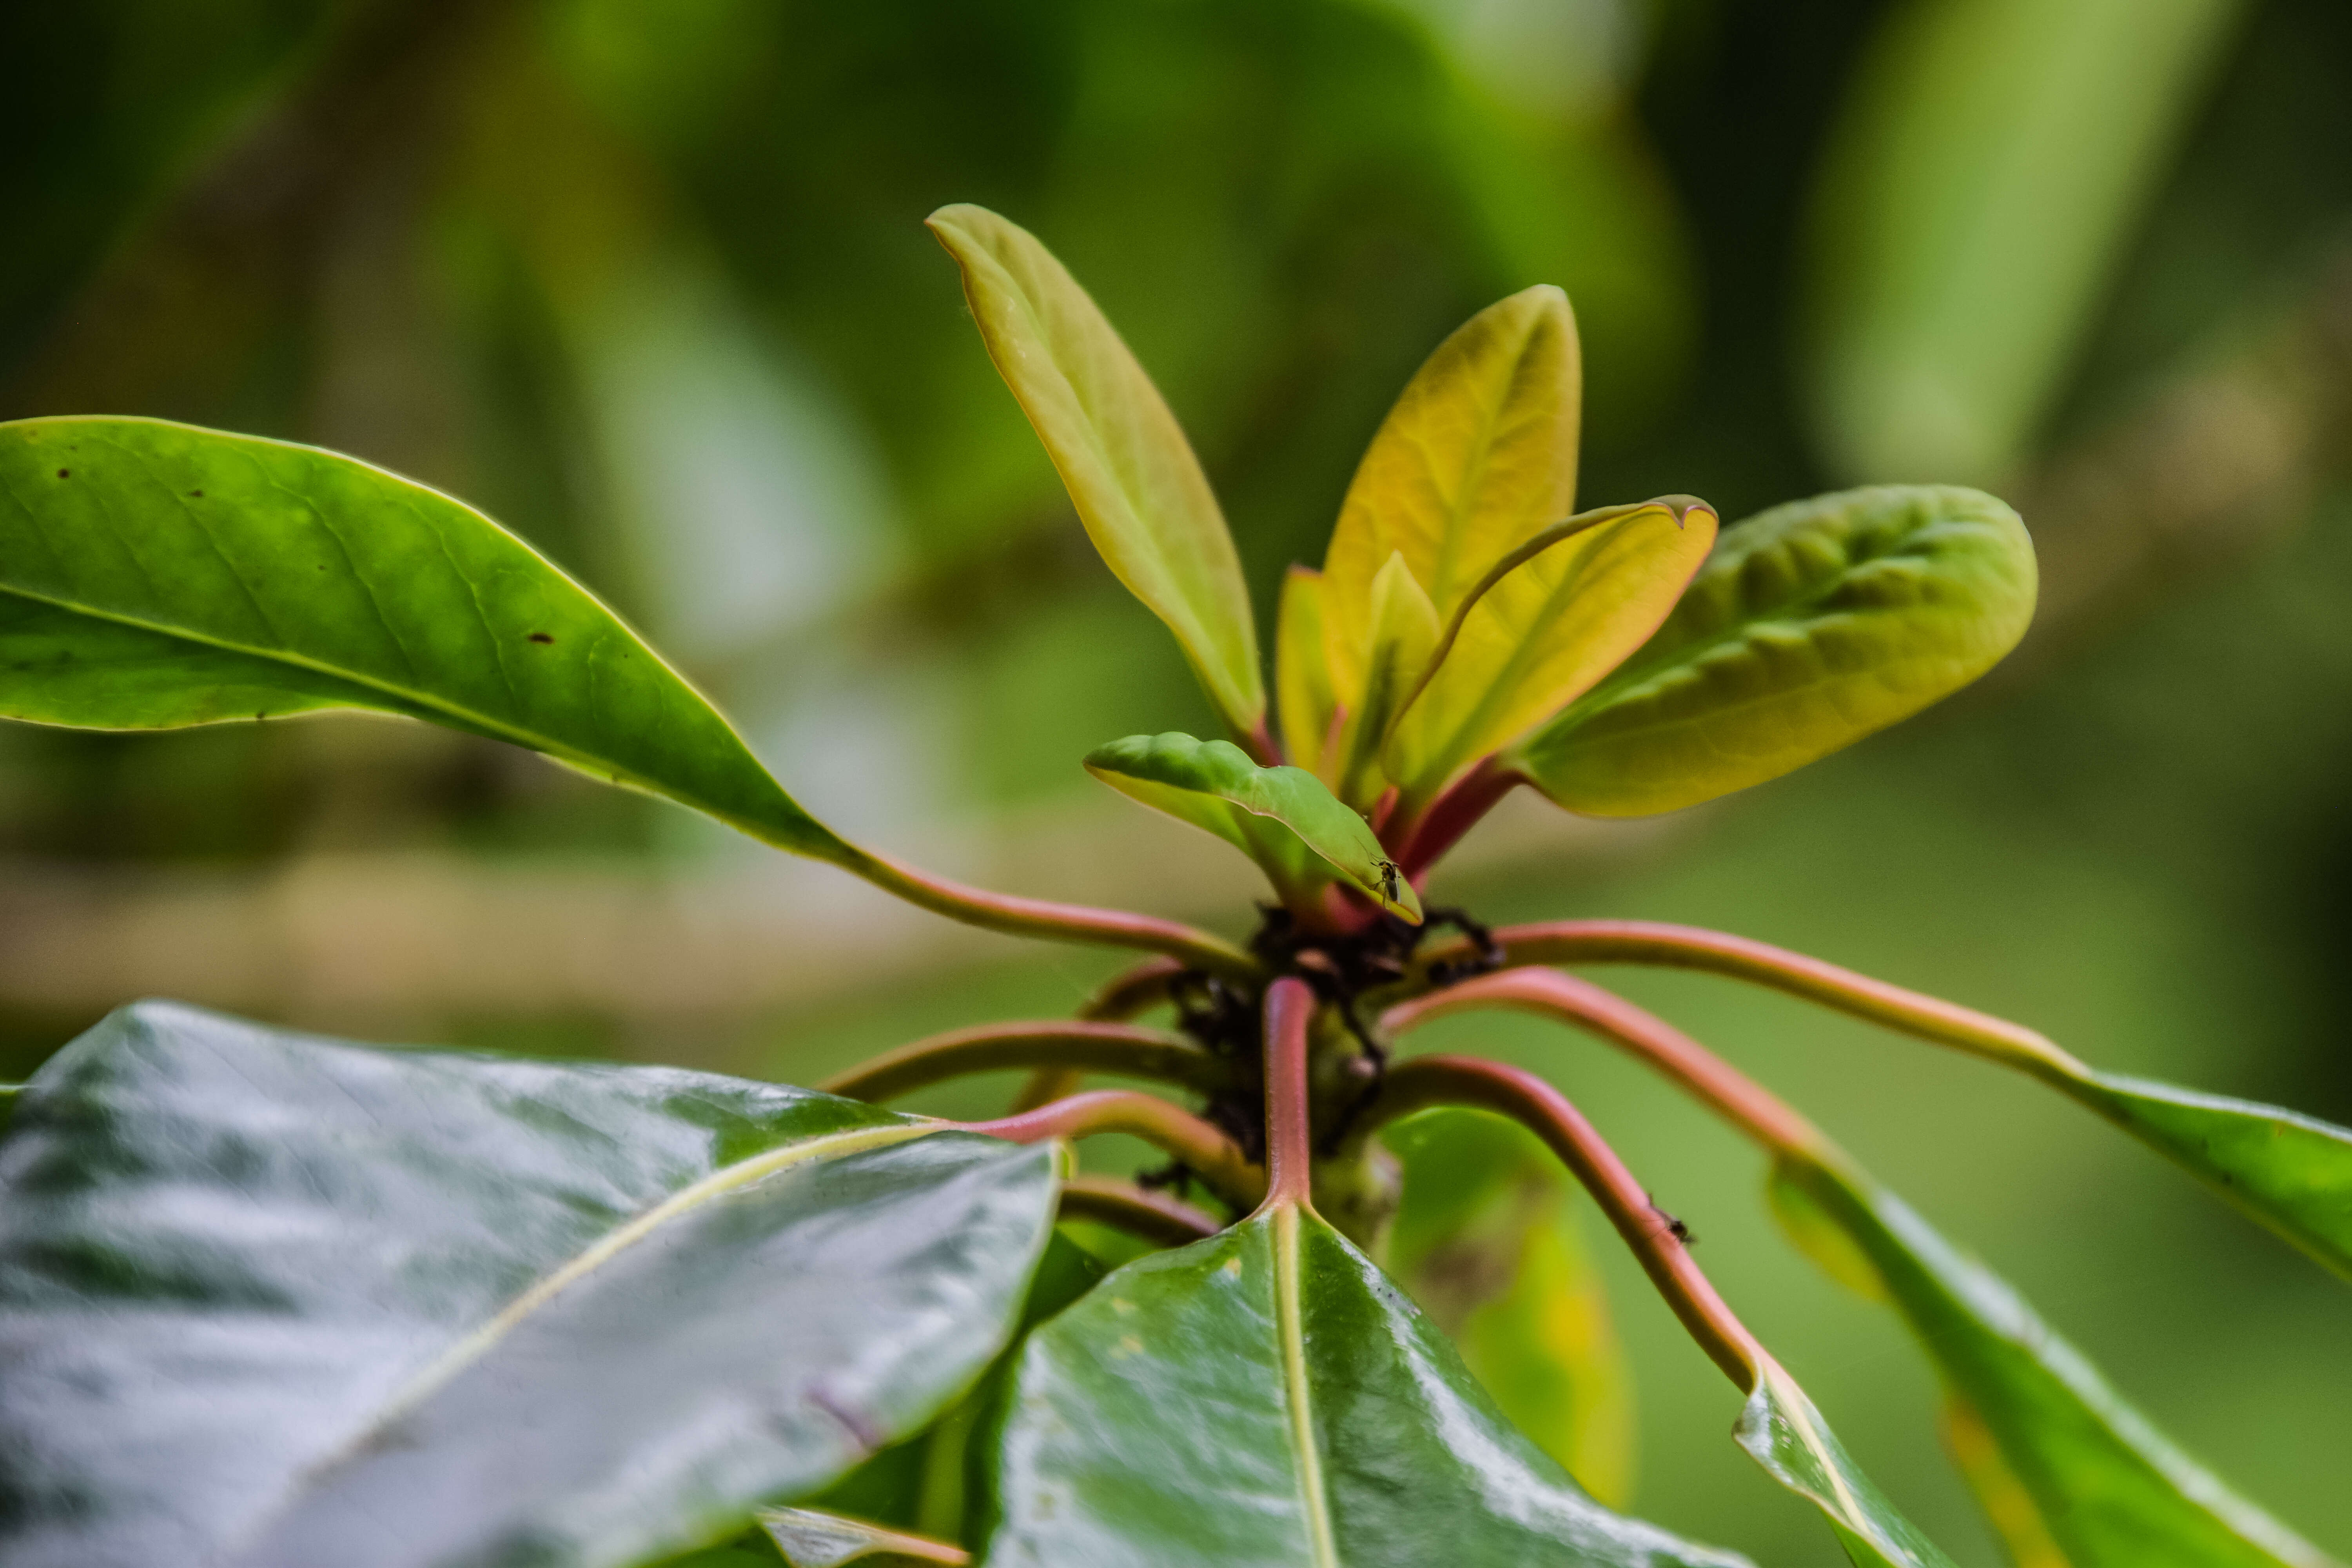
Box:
[0, 1003, 1061, 1568]
[1517, 485, 2036, 816]
[1084, 731, 1421, 921]
[1329, 550, 1441, 808]
[926, 205, 1263, 740]
[1773, 1156, 2335, 1567]
[1735, 1359, 1958, 1568]
[1387, 498, 1715, 804]
[2057, 1069, 2352, 1283]
[762, 1509, 966, 1566]
[0, 416, 839, 857]
[1322, 285, 1581, 702]
[980, 1203, 1750, 1567]
[1383, 1107, 1635, 1504]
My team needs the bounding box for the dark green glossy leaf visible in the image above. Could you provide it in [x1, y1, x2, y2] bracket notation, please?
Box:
[1515, 485, 2036, 817]
[1084, 731, 1421, 921]
[2057, 1070, 2352, 1284]
[0, 416, 840, 857]
[1383, 1107, 1635, 1504]
[978, 1203, 1750, 1567]
[1735, 1358, 1957, 1568]
[1773, 1155, 2336, 1567]
[926, 205, 1265, 741]
[0, 1002, 1061, 1568]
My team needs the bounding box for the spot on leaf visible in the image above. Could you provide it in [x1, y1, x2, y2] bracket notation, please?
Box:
[528, 632, 555, 645]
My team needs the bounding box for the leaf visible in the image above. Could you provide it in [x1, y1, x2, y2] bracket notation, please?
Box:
[760, 1509, 967, 1566]
[1276, 564, 1337, 777]
[2054, 1070, 2352, 1284]
[0, 416, 840, 858]
[1515, 485, 2037, 817]
[1083, 731, 1421, 922]
[0, 1002, 1062, 1568]
[925, 204, 1264, 742]
[977, 1203, 1752, 1568]
[1329, 550, 1441, 808]
[1384, 498, 1717, 805]
[1772, 1155, 2337, 1568]
[1941, 1398, 2071, 1568]
[1383, 1107, 1636, 1506]
[1321, 285, 1581, 705]
[1735, 1357, 1960, 1568]
[1804, 0, 2245, 484]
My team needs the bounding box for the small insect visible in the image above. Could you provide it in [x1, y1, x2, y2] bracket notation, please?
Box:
[1650, 1199, 1695, 1246]
[1374, 858, 1403, 908]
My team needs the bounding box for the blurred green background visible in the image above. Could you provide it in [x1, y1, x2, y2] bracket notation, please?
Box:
[5, 0, 2351, 1561]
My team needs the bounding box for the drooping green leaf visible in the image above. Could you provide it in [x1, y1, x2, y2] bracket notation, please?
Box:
[0, 416, 842, 858]
[1383, 1107, 1636, 1505]
[2053, 1070, 2352, 1284]
[1385, 497, 1717, 806]
[1515, 485, 2036, 817]
[1773, 1155, 2337, 1568]
[0, 1002, 1062, 1568]
[925, 204, 1264, 742]
[1940, 1398, 2071, 1568]
[1321, 285, 1581, 704]
[760, 1509, 966, 1566]
[1276, 564, 1338, 777]
[1735, 1357, 1960, 1568]
[978, 1203, 1751, 1567]
[1084, 730, 1421, 922]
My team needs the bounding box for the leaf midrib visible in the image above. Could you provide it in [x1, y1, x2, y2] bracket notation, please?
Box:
[1271, 1205, 1340, 1568]
[231, 1120, 943, 1551]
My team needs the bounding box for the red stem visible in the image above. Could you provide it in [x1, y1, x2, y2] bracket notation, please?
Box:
[1058, 1175, 1223, 1244]
[1363, 1054, 1763, 1391]
[1382, 970, 1828, 1159]
[1403, 918, 2086, 1083]
[1259, 977, 1319, 1210]
[819, 1020, 1228, 1103]
[957, 1090, 1265, 1211]
[1391, 756, 1521, 874]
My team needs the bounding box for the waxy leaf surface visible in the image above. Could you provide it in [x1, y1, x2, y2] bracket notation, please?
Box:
[927, 205, 1263, 740]
[1386, 499, 1715, 804]
[0, 1003, 1061, 1568]
[980, 1203, 1749, 1568]
[1085, 731, 1421, 921]
[1322, 285, 1580, 702]
[2056, 1070, 2352, 1284]
[0, 416, 837, 857]
[1734, 1359, 1958, 1568]
[1772, 1156, 2336, 1568]
[1329, 551, 1440, 808]
[1276, 564, 1337, 776]
[1517, 485, 2036, 817]
[1383, 1107, 1635, 1504]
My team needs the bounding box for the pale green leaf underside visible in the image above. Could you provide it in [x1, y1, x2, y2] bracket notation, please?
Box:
[983, 1201, 1751, 1568]
[1773, 1156, 2336, 1568]
[761, 1506, 965, 1565]
[0, 1002, 1060, 1568]
[1516, 485, 2036, 817]
[926, 204, 1264, 740]
[1084, 730, 1422, 922]
[0, 416, 840, 859]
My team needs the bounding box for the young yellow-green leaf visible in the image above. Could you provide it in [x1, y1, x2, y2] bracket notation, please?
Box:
[1276, 564, 1338, 778]
[1737, 1357, 1960, 1568]
[1330, 550, 1441, 808]
[1385, 498, 1717, 805]
[978, 1204, 1751, 1568]
[1940, 1399, 2070, 1568]
[0, 416, 843, 858]
[0, 1002, 1062, 1568]
[1513, 485, 2036, 817]
[1322, 285, 1581, 702]
[1083, 731, 1421, 922]
[1773, 1156, 2336, 1568]
[926, 204, 1264, 742]
[1383, 1108, 1636, 1504]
